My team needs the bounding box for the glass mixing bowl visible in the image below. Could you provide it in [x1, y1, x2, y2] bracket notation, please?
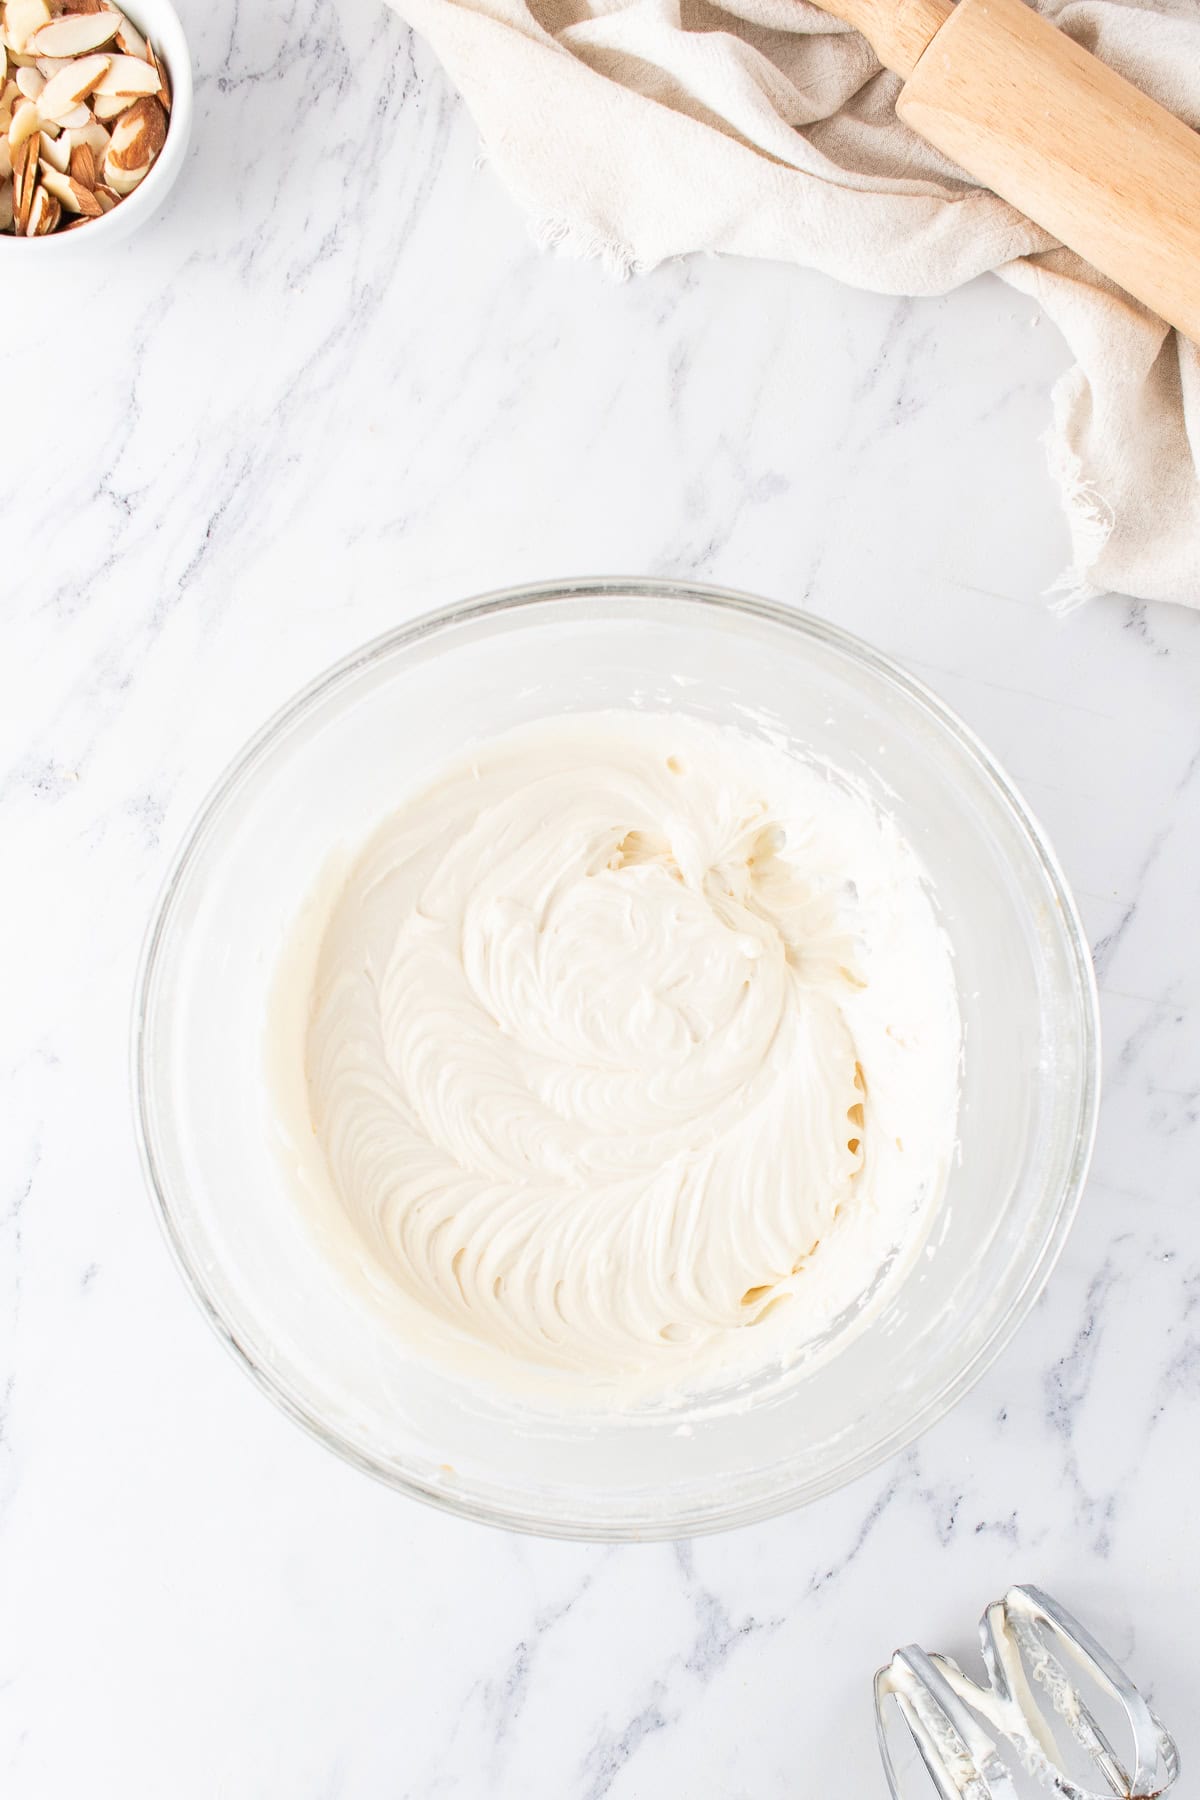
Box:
[134, 580, 1099, 1539]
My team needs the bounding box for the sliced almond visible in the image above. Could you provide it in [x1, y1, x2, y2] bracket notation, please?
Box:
[33, 150, 69, 201]
[92, 177, 116, 208]
[92, 49, 154, 96]
[67, 133, 91, 183]
[9, 111, 31, 188]
[0, 134, 9, 176]
[34, 54, 69, 76]
[0, 174, 11, 226]
[38, 156, 98, 210]
[2, 0, 50, 53]
[52, 97, 87, 125]
[7, 92, 38, 147]
[0, 43, 6, 84]
[13, 134, 35, 225]
[30, 8, 119, 55]
[71, 170, 101, 210]
[24, 174, 57, 230]
[106, 86, 158, 168]
[89, 87, 125, 117]
[18, 119, 37, 201]
[112, 10, 144, 58]
[13, 58, 40, 95]
[65, 112, 107, 154]
[35, 47, 105, 117]
[147, 35, 166, 108]
[100, 142, 142, 191]
[59, 0, 104, 13]
[37, 121, 66, 166]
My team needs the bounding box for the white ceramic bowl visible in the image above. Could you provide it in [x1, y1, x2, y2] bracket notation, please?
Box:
[135, 581, 1101, 1539]
[0, 0, 191, 255]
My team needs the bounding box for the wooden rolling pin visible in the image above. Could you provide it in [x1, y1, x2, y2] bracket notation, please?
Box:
[818, 0, 1200, 344]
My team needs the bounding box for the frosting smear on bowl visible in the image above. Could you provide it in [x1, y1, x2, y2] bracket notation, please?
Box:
[298, 712, 960, 1398]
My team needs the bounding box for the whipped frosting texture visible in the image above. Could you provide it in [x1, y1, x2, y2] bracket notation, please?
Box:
[300, 712, 960, 1397]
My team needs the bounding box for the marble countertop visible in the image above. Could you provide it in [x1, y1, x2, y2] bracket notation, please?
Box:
[6, 0, 1200, 1792]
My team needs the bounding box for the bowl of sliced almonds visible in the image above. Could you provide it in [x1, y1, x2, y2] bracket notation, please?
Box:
[0, 0, 190, 246]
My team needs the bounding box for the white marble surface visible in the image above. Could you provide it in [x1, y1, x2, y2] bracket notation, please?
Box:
[5, 0, 1200, 1792]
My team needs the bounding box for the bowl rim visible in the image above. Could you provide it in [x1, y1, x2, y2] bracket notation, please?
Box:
[0, 0, 191, 255]
[132, 576, 1102, 1540]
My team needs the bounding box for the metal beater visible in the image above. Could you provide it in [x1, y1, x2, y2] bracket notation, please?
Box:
[875, 1584, 1180, 1799]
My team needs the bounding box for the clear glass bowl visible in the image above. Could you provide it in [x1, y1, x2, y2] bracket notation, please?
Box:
[134, 580, 1100, 1539]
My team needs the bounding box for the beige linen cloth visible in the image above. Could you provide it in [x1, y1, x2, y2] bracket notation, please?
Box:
[385, 0, 1200, 604]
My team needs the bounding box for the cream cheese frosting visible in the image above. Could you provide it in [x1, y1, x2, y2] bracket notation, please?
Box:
[295, 711, 960, 1399]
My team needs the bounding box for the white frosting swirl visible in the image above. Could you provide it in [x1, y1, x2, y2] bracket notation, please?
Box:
[301, 713, 959, 1396]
